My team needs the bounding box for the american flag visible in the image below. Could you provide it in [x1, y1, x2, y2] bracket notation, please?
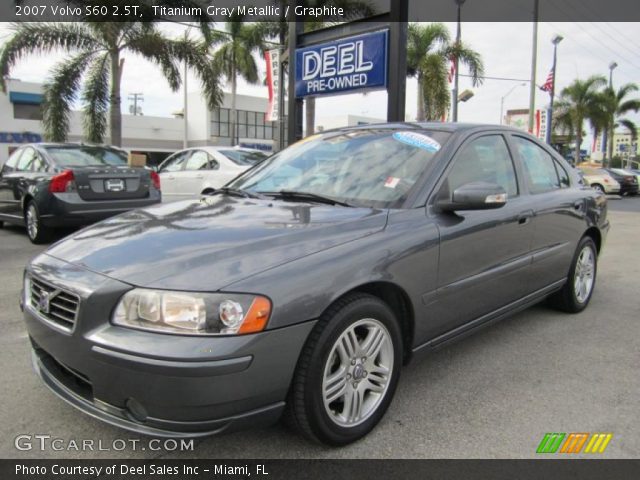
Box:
[540, 68, 554, 92]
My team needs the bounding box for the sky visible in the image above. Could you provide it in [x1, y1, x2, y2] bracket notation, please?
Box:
[1, 21, 639, 148]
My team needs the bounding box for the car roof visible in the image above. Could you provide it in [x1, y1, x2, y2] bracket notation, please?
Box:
[317, 121, 533, 136]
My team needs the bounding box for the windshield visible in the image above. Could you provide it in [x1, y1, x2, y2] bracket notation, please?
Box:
[229, 129, 450, 208]
[46, 146, 128, 167]
[220, 149, 268, 166]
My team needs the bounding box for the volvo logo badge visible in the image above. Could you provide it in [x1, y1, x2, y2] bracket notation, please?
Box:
[37, 290, 59, 314]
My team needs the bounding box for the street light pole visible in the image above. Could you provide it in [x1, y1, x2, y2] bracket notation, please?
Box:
[546, 34, 563, 145]
[183, 26, 193, 149]
[609, 61, 618, 88]
[451, 0, 465, 122]
[528, 0, 539, 133]
[500, 83, 526, 125]
[602, 61, 618, 162]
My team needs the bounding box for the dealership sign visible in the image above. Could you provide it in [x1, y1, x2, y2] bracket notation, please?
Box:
[295, 30, 388, 98]
[0, 132, 42, 144]
[264, 49, 280, 122]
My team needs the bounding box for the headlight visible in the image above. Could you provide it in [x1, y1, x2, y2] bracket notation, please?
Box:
[112, 289, 271, 335]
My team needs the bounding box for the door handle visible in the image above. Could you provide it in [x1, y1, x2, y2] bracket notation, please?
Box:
[195, 174, 204, 179]
[517, 210, 534, 225]
[573, 200, 584, 211]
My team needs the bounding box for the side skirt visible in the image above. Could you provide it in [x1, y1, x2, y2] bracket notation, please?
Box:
[411, 279, 566, 356]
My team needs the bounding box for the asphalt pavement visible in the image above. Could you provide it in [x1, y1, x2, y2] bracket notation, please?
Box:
[0, 196, 638, 459]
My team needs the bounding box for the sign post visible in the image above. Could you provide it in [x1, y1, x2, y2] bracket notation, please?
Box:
[287, 0, 408, 146]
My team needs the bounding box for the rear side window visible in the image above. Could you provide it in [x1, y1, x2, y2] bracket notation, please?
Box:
[185, 151, 211, 171]
[16, 147, 38, 171]
[554, 160, 570, 188]
[446, 135, 518, 197]
[512, 136, 560, 194]
[4, 148, 24, 170]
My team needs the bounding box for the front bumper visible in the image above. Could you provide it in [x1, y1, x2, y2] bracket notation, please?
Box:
[23, 254, 315, 437]
[40, 191, 162, 227]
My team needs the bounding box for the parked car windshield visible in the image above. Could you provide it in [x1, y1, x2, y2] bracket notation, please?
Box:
[45, 146, 128, 167]
[220, 149, 268, 166]
[230, 129, 450, 208]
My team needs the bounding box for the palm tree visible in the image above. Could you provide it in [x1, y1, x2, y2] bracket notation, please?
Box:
[0, 4, 221, 145]
[553, 75, 607, 165]
[211, 15, 266, 145]
[598, 84, 640, 167]
[407, 23, 484, 121]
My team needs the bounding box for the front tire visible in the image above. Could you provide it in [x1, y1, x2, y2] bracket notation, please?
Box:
[549, 236, 597, 313]
[286, 293, 402, 445]
[24, 201, 53, 244]
[591, 184, 604, 193]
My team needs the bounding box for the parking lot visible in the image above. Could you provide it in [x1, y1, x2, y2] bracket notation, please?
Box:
[0, 196, 638, 459]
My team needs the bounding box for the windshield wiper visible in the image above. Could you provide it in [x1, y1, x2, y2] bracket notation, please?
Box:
[260, 190, 353, 207]
[210, 187, 265, 199]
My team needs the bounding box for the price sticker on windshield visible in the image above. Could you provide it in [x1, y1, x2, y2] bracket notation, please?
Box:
[392, 131, 441, 152]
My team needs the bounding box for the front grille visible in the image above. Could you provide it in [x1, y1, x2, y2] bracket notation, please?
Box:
[29, 276, 80, 331]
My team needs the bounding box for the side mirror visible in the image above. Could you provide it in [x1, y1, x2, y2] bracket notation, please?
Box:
[438, 182, 507, 212]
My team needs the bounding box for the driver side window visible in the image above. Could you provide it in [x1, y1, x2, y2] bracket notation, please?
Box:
[445, 135, 518, 198]
[159, 151, 190, 173]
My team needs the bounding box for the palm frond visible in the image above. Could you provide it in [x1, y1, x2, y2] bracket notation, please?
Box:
[172, 38, 223, 111]
[0, 22, 100, 91]
[82, 53, 110, 143]
[42, 51, 95, 142]
[618, 119, 638, 141]
[452, 42, 484, 87]
[124, 27, 181, 91]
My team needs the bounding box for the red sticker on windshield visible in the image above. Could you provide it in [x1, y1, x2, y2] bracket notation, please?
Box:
[384, 177, 400, 188]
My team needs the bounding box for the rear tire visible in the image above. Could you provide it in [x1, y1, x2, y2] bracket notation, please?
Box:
[591, 184, 604, 193]
[24, 201, 53, 245]
[549, 236, 597, 313]
[286, 293, 402, 445]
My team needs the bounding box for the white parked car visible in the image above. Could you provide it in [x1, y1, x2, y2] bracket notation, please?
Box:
[158, 147, 268, 202]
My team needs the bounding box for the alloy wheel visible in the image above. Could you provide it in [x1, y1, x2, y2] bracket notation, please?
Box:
[574, 245, 595, 303]
[322, 318, 394, 428]
[26, 205, 38, 240]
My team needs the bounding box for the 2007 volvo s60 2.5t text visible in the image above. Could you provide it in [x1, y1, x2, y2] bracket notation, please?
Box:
[21, 123, 608, 445]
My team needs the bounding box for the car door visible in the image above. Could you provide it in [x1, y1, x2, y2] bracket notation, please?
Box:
[509, 135, 587, 291]
[158, 150, 192, 202]
[0, 148, 25, 218]
[428, 133, 534, 337]
[179, 150, 218, 196]
[0, 147, 40, 219]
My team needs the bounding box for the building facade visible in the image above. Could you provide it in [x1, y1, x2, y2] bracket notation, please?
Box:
[0, 79, 285, 165]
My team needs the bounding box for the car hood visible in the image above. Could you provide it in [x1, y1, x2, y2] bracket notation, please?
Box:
[45, 195, 387, 290]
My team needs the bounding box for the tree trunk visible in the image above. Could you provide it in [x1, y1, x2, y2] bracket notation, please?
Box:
[574, 127, 582, 167]
[305, 97, 315, 136]
[230, 62, 237, 145]
[416, 74, 425, 122]
[607, 125, 615, 167]
[109, 51, 123, 147]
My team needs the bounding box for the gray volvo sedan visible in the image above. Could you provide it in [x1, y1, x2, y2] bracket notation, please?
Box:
[21, 124, 608, 445]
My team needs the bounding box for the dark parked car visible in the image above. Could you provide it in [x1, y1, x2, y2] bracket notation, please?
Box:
[0, 144, 161, 243]
[21, 124, 608, 445]
[604, 168, 639, 196]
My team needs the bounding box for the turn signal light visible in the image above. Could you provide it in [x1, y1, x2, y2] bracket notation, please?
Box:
[238, 296, 272, 334]
[49, 170, 75, 193]
[150, 171, 161, 190]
